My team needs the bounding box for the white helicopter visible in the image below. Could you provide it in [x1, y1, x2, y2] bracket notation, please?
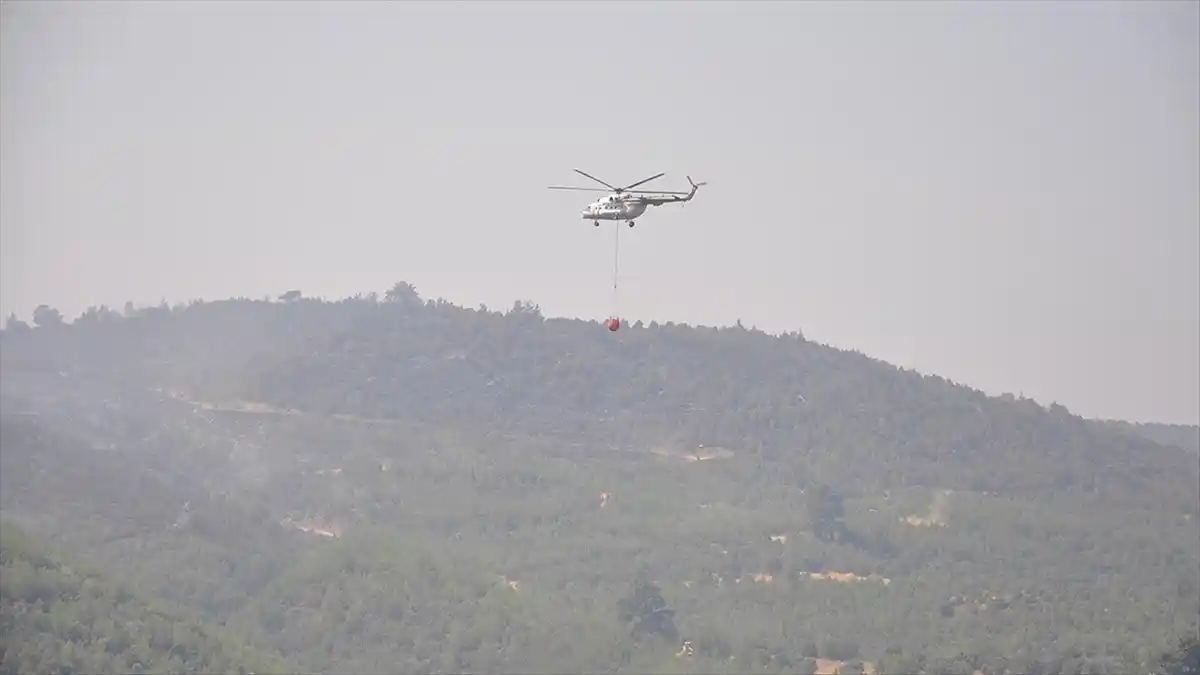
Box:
[548, 169, 707, 227]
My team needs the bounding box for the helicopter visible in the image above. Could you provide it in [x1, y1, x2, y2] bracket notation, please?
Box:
[548, 169, 707, 227]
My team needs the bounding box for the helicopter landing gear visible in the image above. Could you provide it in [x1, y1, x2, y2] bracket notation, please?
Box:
[594, 221, 600, 227]
[627, 220, 635, 228]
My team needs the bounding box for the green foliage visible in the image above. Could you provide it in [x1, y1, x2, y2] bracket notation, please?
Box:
[807, 484, 849, 544]
[1, 287, 1197, 674]
[31, 305, 64, 329]
[0, 522, 291, 675]
[1097, 420, 1200, 453]
[617, 580, 679, 643]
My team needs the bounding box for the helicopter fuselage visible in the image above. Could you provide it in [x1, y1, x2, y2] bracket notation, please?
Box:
[582, 195, 648, 221]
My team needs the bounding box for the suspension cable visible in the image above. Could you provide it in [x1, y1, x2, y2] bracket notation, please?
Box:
[612, 222, 620, 318]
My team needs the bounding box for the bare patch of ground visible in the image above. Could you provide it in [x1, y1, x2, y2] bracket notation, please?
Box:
[802, 571, 891, 586]
[903, 489, 951, 528]
[280, 514, 343, 539]
[651, 444, 735, 463]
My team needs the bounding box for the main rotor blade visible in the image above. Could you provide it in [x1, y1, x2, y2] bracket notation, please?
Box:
[625, 189, 690, 195]
[573, 169, 618, 191]
[547, 186, 612, 192]
[620, 172, 666, 192]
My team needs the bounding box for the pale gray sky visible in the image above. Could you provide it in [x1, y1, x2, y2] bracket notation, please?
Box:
[2, 0, 1197, 425]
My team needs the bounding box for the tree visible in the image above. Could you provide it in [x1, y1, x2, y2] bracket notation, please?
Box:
[31, 304, 64, 328]
[75, 305, 119, 325]
[384, 282, 421, 306]
[507, 300, 543, 320]
[4, 313, 30, 333]
[807, 484, 848, 543]
[616, 580, 679, 644]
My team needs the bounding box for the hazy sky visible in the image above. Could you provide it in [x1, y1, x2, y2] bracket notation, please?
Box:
[2, 0, 1197, 425]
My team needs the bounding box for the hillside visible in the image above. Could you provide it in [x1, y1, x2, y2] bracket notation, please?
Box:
[0, 521, 291, 674]
[1, 286, 1198, 675]
[1096, 420, 1200, 453]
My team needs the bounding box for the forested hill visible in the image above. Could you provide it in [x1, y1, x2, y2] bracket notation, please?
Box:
[5, 286, 1192, 500]
[244, 297, 1195, 500]
[1, 286, 1198, 674]
[1097, 420, 1200, 453]
[0, 521, 291, 674]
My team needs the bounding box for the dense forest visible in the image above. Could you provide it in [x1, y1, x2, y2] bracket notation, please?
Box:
[1, 285, 1198, 674]
[1095, 420, 1199, 454]
[0, 522, 291, 674]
